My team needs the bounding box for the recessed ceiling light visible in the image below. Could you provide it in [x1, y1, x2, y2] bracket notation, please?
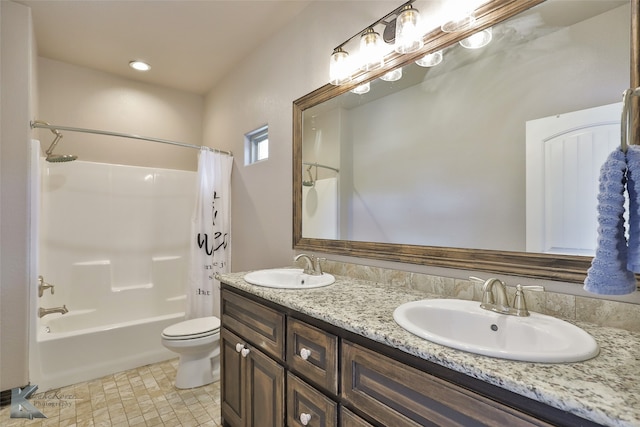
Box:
[129, 60, 151, 72]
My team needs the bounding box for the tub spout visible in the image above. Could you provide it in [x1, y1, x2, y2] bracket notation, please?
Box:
[38, 305, 68, 318]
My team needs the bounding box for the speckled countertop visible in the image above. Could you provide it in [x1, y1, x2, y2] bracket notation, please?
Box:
[218, 271, 640, 427]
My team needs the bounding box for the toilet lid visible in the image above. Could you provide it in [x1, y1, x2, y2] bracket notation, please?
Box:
[162, 316, 220, 340]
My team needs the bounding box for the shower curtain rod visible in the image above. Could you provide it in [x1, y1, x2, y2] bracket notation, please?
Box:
[31, 121, 233, 156]
[303, 162, 339, 173]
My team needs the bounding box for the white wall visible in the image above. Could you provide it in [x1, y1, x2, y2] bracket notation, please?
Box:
[0, 0, 36, 390]
[37, 58, 204, 171]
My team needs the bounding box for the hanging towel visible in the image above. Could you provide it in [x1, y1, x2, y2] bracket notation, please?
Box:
[626, 144, 640, 273]
[584, 148, 637, 295]
[186, 148, 233, 319]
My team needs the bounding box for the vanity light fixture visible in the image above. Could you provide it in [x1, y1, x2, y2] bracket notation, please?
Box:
[459, 27, 493, 49]
[394, 4, 423, 54]
[129, 60, 151, 72]
[416, 50, 443, 67]
[380, 67, 403, 82]
[328, 0, 420, 86]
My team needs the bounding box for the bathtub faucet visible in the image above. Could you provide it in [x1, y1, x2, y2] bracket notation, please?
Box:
[38, 305, 68, 318]
[38, 275, 55, 297]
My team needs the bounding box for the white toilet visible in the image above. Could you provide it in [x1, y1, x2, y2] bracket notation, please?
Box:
[161, 316, 221, 389]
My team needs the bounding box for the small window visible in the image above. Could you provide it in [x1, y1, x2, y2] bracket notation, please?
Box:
[245, 125, 269, 165]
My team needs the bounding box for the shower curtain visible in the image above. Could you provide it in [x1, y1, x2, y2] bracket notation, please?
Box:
[186, 148, 233, 319]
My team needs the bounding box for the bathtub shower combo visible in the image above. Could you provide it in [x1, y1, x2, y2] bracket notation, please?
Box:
[31, 154, 196, 390]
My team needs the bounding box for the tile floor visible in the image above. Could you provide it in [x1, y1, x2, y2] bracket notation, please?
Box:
[0, 358, 222, 427]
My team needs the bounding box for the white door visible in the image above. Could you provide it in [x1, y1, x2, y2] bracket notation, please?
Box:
[526, 102, 622, 255]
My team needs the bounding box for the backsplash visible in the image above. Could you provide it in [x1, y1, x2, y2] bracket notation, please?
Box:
[321, 259, 640, 333]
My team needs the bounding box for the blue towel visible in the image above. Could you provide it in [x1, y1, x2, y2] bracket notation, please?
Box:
[584, 148, 637, 295]
[626, 145, 640, 272]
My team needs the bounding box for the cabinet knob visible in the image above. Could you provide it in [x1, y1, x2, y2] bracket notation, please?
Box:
[241, 348, 250, 358]
[299, 412, 311, 425]
[235, 343, 244, 353]
[300, 348, 311, 360]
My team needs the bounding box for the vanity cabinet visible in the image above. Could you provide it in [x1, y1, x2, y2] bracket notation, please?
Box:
[220, 284, 596, 427]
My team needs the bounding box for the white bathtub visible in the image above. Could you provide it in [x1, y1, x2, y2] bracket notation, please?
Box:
[30, 158, 196, 391]
[32, 306, 185, 391]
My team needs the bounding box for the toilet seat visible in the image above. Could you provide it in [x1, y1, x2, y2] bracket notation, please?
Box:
[161, 316, 220, 340]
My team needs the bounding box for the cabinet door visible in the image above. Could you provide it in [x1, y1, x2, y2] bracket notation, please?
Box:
[342, 341, 553, 427]
[287, 372, 337, 427]
[221, 328, 245, 427]
[245, 340, 285, 427]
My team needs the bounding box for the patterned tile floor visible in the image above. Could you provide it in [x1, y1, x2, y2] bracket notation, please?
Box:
[0, 358, 222, 426]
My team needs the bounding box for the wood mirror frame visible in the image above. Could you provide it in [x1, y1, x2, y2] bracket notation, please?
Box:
[293, 0, 640, 283]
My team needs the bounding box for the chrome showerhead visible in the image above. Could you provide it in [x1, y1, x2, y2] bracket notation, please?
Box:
[46, 153, 78, 163]
[303, 165, 315, 187]
[42, 127, 78, 163]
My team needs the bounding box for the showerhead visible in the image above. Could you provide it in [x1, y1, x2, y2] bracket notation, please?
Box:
[302, 165, 315, 187]
[46, 153, 78, 163]
[43, 128, 78, 163]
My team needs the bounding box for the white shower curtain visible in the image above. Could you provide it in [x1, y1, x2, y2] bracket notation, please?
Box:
[186, 148, 233, 319]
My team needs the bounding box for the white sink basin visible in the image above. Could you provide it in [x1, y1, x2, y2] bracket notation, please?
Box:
[393, 299, 599, 363]
[243, 268, 335, 289]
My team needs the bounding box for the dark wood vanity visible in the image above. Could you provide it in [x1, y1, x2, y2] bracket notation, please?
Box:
[219, 283, 603, 427]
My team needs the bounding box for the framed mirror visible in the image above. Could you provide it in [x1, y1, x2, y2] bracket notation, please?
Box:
[293, 0, 639, 283]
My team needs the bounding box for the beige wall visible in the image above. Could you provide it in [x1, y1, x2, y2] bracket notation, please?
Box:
[0, 0, 35, 390]
[203, 1, 640, 306]
[203, 1, 399, 271]
[37, 57, 204, 171]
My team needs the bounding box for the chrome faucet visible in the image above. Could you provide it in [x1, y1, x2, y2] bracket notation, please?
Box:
[294, 254, 325, 276]
[472, 276, 544, 317]
[38, 275, 55, 297]
[38, 305, 68, 318]
[481, 278, 510, 314]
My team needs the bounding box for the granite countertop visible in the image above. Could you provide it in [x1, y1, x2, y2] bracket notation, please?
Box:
[218, 271, 640, 427]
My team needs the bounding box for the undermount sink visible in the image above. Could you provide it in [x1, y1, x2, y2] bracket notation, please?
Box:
[243, 268, 335, 289]
[393, 299, 599, 363]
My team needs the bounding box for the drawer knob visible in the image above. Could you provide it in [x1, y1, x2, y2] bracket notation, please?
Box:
[241, 348, 251, 358]
[235, 343, 245, 353]
[299, 412, 312, 425]
[300, 348, 311, 360]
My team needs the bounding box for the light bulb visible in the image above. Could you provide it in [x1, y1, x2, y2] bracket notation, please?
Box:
[380, 68, 402, 82]
[416, 51, 443, 67]
[351, 82, 370, 95]
[395, 5, 423, 54]
[360, 28, 384, 71]
[329, 48, 351, 85]
[459, 27, 492, 49]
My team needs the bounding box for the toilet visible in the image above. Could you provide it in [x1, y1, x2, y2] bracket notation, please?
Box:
[161, 316, 221, 389]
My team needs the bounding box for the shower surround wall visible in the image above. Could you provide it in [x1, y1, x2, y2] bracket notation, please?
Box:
[31, 158, 195, 391]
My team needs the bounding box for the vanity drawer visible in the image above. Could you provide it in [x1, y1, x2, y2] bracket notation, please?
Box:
[341, 341, 554, 427]
[287, 372, 337, 427]
[221, 289, 285, 361]
[340, 407, 374, 427]
[287, 317, 339, 395]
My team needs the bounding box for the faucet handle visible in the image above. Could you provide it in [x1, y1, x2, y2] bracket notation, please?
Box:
[314, 257, 326, 275]
[38, 275, 55, 297]
[513, 285, 545, 316]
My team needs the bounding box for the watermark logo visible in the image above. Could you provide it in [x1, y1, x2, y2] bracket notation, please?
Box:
[10, 385, 46, 419]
